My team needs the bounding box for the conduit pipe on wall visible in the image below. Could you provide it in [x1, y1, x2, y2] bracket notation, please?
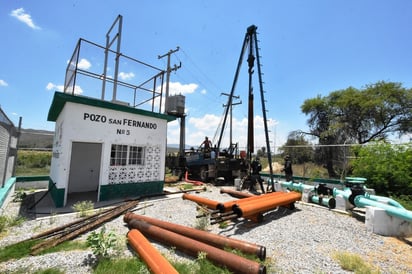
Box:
[182, 193, 225, 212]
[126, 218, 267, 274]
[124, 212, 266, 260]
[354, 196, 412, 223]
[127, 229, 179, 274]
[233, 192, 302, 219]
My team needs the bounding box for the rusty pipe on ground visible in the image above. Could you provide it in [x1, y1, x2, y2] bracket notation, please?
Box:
[124, 212, 266, 260]
[182, 193, 225, 212]
[220, 187, 256, 198]
[30, 200, 140, 255]
[126, 218, 266, 274]
[209, 213, 238, 225]
[233, 192, 302, 218]
[209, 211, 265, 224]
[127, 229, 178, 274]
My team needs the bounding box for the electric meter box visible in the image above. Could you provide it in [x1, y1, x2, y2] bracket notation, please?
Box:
[166, 95, 185, 115]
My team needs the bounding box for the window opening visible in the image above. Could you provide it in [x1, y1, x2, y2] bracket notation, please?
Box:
[129, 146, 145, 165]
[110, 144, 145, 166]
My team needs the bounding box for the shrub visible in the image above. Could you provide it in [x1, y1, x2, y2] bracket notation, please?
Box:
[86, 226, 118, 261]
[0, 215, 25, 233]
[351, 142, 412, 196]
[72, 200, 94, 217]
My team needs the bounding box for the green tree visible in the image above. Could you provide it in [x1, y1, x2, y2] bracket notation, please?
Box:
[331, 82, 412, 143]
[351, 142, 412, 196]
[256, 146, 266, 158]
[279, 131, 314, 164]
[301, 81, 412, 177]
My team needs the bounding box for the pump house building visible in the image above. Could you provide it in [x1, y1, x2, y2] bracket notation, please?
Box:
[47, 92, 175, 207]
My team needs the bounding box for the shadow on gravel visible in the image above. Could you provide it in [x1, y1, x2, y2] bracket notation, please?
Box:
[401, 237, 412, 247]
[349, 209, 366, 223]
[15, 189, 166, 220]
[17, 193, 37, 220]
[218, 206, 301, 236]
[15, 190, 137, 220]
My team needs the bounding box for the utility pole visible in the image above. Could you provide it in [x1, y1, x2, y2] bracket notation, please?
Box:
[221, 93, 242, 147]
[158, 47, 181, 113]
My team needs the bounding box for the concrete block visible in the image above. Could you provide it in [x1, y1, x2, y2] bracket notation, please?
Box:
[234, 179, 241, 191]
[301, 187, 312, 203]
[274, 182, 284, 192]
[335, 194, 354, 211]
[365, 206, 412, 237]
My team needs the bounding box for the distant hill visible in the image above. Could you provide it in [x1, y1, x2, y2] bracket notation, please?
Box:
[19, 129, 54, 149]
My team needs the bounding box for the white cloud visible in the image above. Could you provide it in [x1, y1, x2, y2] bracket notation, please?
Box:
[118, 72, 135, 81]
[189, 114, 221, 132]
[151, 81, 199, 112]
[0, 80, 8, 87]
[46, 82, 83, 94]
[10, 8, 41, 30]
[77, 58, 91, 70]
[167, 82, 198, 96]
[67, 58, 91, 70]
[46, 82, 62, 91]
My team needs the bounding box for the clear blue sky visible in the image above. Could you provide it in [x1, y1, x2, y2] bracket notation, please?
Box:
[1, 0, 412, 150]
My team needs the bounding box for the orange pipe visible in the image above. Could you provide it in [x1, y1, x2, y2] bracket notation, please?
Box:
[184, 171, 204, 186]
[182, 193, 225, 211]
[223, 191, 285, 212]
[234, 191, 302, 218]
[127, 219, 266, 274]
[231, 192, 287, 211]
[127, 229, 178, 274]
[124, 212, 266, 260]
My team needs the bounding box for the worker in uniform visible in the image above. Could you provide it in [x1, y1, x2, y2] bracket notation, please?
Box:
[282, 155, 293, 182]
[250, 157, 265, 193]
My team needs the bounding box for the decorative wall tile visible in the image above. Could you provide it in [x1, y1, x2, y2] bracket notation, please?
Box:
[108, 145, 161, 184]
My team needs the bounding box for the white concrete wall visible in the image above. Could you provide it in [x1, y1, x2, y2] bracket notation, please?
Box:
[365, 206, 412, 237]
[50, 102, 168, 192]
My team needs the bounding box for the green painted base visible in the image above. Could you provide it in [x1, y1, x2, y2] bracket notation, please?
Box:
[49, 179, 65, 208]
[99, 181, 164, 201]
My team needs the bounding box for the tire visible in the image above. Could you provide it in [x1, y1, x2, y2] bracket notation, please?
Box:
[200, 166, 208, 182]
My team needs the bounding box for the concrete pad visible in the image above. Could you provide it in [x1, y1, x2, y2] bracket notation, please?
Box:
[365, 206, 412, 237]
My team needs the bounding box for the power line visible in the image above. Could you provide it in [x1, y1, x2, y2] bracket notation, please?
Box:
[178, 48, 222, 92]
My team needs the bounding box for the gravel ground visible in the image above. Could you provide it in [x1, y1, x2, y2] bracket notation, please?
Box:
[1, 185, 411, 274]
